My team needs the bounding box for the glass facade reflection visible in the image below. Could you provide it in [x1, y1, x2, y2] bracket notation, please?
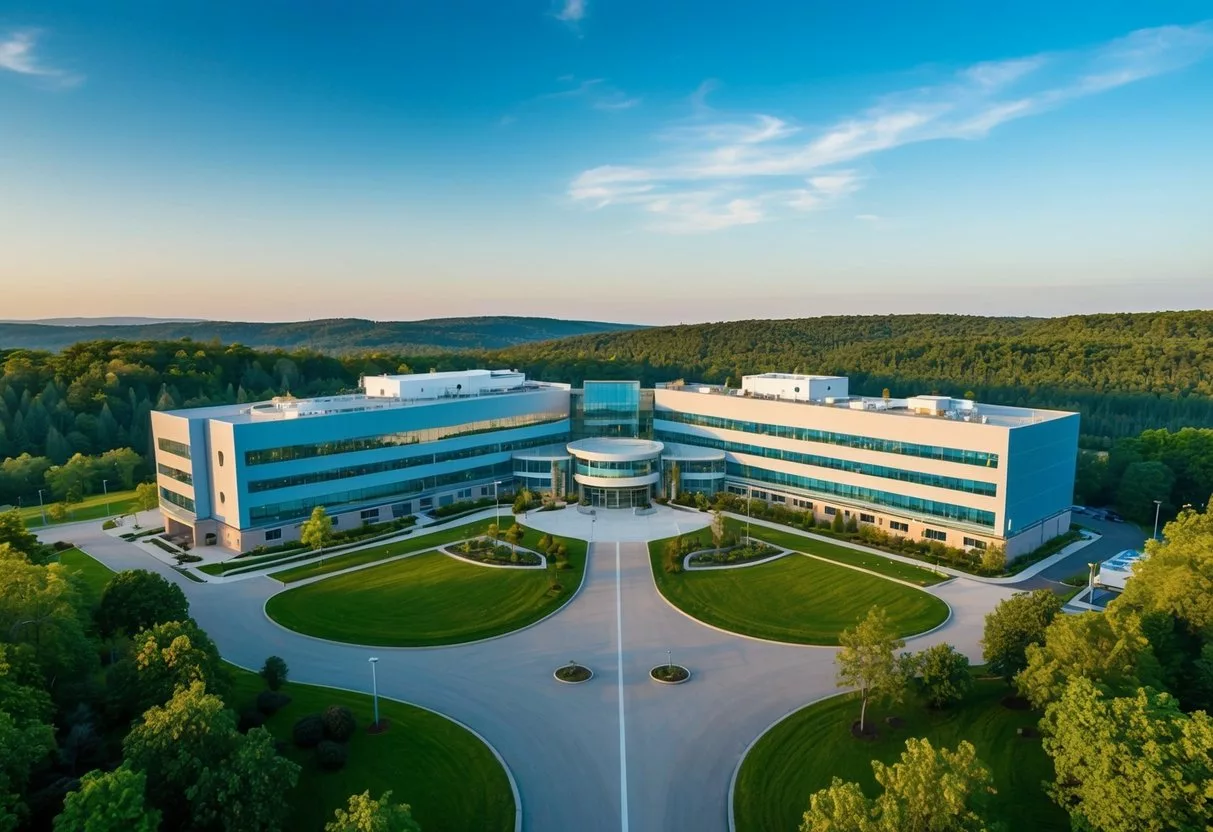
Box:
[573, 381, 643, 438]
[574, 458, 656, 479]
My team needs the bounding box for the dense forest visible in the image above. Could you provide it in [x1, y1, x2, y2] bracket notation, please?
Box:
[0, 316, 643, 354]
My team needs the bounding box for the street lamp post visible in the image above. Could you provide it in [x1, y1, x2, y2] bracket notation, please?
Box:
[745, 483, 752, 543]
[1152, 500, 1163, 540]
[102, 479, 110, 518]
[37, 489, 47, 526]
[1087, 561, 1099, 605]
[492, 480, 502, 528]
[368, 657, 380, 729]
[666, 649, 672, 670]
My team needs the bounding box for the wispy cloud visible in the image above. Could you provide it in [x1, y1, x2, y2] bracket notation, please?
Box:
[504, 75, 639, 123]
[0, 29, 81, 87]
[568, 21, 1213, 232]
[555, 0, 586, 23]
[855, 213, 881, 222]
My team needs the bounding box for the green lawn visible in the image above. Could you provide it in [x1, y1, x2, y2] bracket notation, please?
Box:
[272, 516, 519, 583]
[726, 518, 946, 586]
[648, 534, 948, 645]
[228, 665, 514, 832]
[56, 547, 114, 601]
[266, 525, 586, 646]
[733, 679, 1067, 832]
[15, 488, 141, 526]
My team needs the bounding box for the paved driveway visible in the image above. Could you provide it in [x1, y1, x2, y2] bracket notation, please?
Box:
[1019, 516, 1147, 589]
[50, 519, 1014, 832]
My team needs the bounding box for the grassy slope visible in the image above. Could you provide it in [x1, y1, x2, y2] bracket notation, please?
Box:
[733, 679, 1067, 832]
[648, 534, 948, 645]
[16, 489, 140, 526]
[272, 516, 517, 583]
[56, 547, 114, 600]
[227, 667, 514, 832]
[724, 517, 946, 586]
[266, 525, 586, 647]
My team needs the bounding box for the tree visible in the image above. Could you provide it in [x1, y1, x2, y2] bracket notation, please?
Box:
[668, 461, 681, 500]
[189, 726, 301, 832]
[109, 619, 228, 716]
[485, 522, 500, 544]
[0, 511, 45, 563]
[1118, 504, 1213, 637]
[1043, 677, 1213, 832]
[47, 502, 69, 523]
[0, 558, 97, 694]
[801, 739, 996, 832]
[1017, 607, 1161, 708]
[0, 709, 56, 831]
[913, 643, 973, 709]
[325, 790, 421, 832]
[978, 546, 1006, 574]
[260, 655, 289, 691]
[96, 569, 189, 638]
[122, 681, 238, 829]
[54, 766, 161, 832]
[831, 512, 845, 533]
[300, 506, 335, 554]
[981, 589, 1063, 683]
[133, 482, 158, 513]
[710, 509, 726, 549]
[1115, 460, 1176, 524]
[836, 606, 907, 734]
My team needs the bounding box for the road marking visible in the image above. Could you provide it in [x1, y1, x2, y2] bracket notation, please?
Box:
[615, 541, 630, 832]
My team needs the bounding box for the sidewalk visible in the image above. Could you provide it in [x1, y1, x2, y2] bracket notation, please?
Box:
[721, 511, 1100, 585]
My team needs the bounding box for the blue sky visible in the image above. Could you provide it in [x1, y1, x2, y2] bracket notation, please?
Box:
[1, 2, 1211, 324]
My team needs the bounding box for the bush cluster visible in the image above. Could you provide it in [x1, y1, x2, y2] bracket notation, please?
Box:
[256, 690, 291, 715]
[292, 705, 357, 771]
[535, 533, 571, 570]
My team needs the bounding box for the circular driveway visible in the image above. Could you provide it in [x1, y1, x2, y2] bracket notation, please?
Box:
[48, 511, 1016, 832]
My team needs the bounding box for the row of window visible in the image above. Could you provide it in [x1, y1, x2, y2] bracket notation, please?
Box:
[726, 462, 997, 527]
[574, 459, 655, 479]
[655, 429, 997, 496]
[157, 462, 193, 486]
[159, 487, 195, 513]
[664, 458, 726, 475]
[515, 458, 568, 475]
[655, 411, 1000, 468]
[243, 410, 569, 466]
[157, 438, 191, 460]
[246, 433, 568, 493]
[247, 460, 513, 524]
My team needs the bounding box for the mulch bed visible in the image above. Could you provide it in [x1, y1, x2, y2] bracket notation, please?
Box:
[851, 720, 879, 740]
[884, 716, 905, 728]
[366, 719, 391, 735]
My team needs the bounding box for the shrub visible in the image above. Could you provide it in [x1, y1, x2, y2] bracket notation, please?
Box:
[101, 519, 118, 530]
[845, 515, 859, 533]
[914, 643, 973, 708]
[260, 655, 289, 691]
[53, 540, 75, 551]
[238, 708, 267, 733]
[257, 690, 292, 715]
[174, 553, 202, 564]
[980, 546, 1007, 574]
[316, 739, 349, 771]
[831, 513, 845, 533]
[322, 705, 357, 742]
[292, 714, 325, 748]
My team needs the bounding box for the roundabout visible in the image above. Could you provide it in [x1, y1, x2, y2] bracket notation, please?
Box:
[47, 504, 1019, 832]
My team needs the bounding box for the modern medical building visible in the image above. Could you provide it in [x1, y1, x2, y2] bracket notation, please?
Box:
[151, 369, 1079, 558]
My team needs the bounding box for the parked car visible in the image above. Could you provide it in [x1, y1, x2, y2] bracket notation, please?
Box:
[1106, 511, 1124, 523]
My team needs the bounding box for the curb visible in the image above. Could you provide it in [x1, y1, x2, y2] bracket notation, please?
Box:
[553, 666, 594, 684]
[649, 665, 691, 685]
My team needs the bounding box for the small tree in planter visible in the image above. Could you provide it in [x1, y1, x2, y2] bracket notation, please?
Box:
[831, 512, 846, 533]
[300, 506, 335, 557]
[711, 510, 727, 550]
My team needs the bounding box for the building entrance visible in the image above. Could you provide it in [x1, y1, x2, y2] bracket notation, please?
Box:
[584, 485, 651, 509]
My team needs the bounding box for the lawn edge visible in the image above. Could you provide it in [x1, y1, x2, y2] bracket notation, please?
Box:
[223, 658, 522, 832]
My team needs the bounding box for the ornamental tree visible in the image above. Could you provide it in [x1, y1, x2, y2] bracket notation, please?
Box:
[835, 606, 907, 734]
[300, 506, 335, 554]
[913, 643, 973, 709]
[325, 790, 421, 832]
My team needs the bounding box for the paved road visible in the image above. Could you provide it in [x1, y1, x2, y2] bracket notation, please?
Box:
[47, 521, 1016, 832]
[1019, 516, 1146, 589]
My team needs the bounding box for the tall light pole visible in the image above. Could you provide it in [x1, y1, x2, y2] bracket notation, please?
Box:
[102, 479, 110, 517]
[492, 480, 502, 527]
[745, 483, 753, 542]
[1153, 500, 1163, 540]
[1087, 561, 1098, 605]
[368, 657, 380, 729]
[37, 489, 47, 526]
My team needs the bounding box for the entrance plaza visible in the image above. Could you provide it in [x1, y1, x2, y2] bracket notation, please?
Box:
[37, 501, 1084, 832]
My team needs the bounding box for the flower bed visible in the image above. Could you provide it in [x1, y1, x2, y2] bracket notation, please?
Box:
[650, 664, 690, 684]
[451, 537, 542, 566]
[688, 540, 781, 566]
[554, 663, 593, 684]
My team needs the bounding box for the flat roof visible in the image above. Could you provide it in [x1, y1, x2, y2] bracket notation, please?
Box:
[567, 437, 663, 461]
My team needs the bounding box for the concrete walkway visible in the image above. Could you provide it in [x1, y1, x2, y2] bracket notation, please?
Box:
[43, 513, 1021, 832]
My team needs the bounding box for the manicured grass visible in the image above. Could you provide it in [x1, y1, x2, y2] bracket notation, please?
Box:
[726, 518, 946, 586]
[56, 547, 114, 601]
[733, 678, 1067, 832]
[649, 534, 948, 645]
[266, 525, 586, 646]
[227, 666, 514, 832]
[15, 488, 140, 526]
[272, 517, 517, 583]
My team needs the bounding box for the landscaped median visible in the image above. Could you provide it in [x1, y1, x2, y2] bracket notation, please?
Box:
[732, 678, 1067, 831]
[264, 522, 587, 647]
[648, 528, 949, 645]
